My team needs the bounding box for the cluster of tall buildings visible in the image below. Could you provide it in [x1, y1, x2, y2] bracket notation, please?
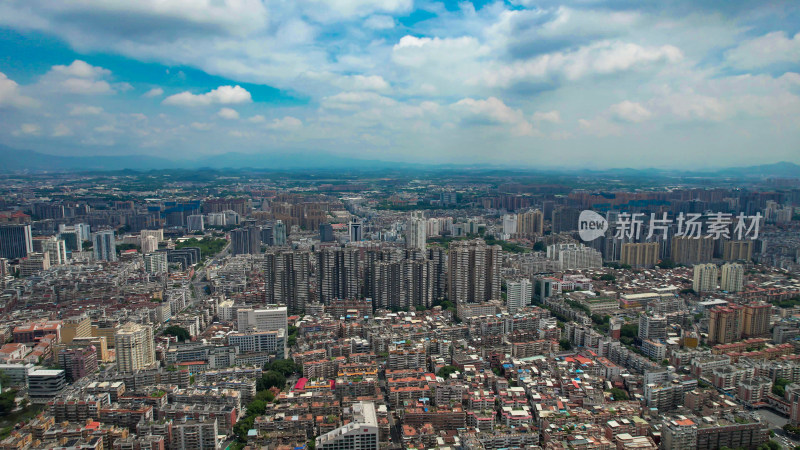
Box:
[708, 302, 771, 344]
[692, 263, 744, 293]
[231, 221, 287, 255]
[262, 246, 448, 313]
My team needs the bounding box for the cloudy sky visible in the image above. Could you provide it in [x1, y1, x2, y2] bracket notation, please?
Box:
[0, 0, 799, 168]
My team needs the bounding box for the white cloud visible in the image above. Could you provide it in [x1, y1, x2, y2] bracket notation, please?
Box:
[163, 85, 252, 107]
[0, 72, 38, 108]
[248, 115, 266, 123]
[52, 123, 73, 137]
[265, 116, 303, 131]
[532, 110, 562, 123]
[322, 91, 397, 111]
[609, 101, 652, 122]
[61, 78, 113, 94]
[300, 0, 412, 22]
[578, 117, 622, 137]
[143, 87, 164, 98]
[451, 97, 537, 136]
[40, 60, 119, 95]
[69, 104, 103, 115]
[14, 123, 42, 136]
[483, 40, 683, 87]
[340, 75, 390, 92]
[191, 122, 213, 130]
[393, 35, 489, 68]
[51, 60, 111, 78]
[364, 15, 395, 30]
[658, 93, 726, 122]
[217, 107, 240, 120]
[726, 31, 800, 70]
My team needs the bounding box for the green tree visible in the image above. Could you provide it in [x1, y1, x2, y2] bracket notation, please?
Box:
[559, 339, 573, 351]
[533, 241, 545, 252]
[437, 365, 459, 378]
[257, 370, 286, 391]
[0, 389, 16, 416]
[265, 359, 300, 377]
[164, 325, 191, 342]
[773, 378, 790, 397]
[620, 324, 638, 339]
[608, 388, 629, 401]
[658, 259, 676, 269]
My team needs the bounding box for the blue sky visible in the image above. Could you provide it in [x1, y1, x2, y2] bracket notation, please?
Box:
[0, 0, 799, 168]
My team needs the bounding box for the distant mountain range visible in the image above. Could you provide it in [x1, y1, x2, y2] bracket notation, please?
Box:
[1, 144, 799, 178]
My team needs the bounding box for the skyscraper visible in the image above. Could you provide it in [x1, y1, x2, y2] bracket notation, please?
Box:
[639, 314, 668, 340]
[0, 224, 33, 259]
[92, 230, 117, 262]
[317, 247, 361, 304]
[620, 242, 659, 268]
[365, 249, 435, 311]
[506, 279, 532, 313]
[349, 219, 363, 242]
[692, 263, 718, 292]
[405, 211, 426, 251]
[742, 302, 770, 338]
[187, 214, 205, 232]
[516, 209, 544, 237]
[264, 250, 311, 314]
[231, 226, 261, 255]
[502, 214, 518, 238]
[273, 220, 287, 246]
[448, 239, 501, 303]
[551, 207, 580, 233]
[708, 305, 743, 345]
[319, 223, 334, 242]
[115, 322, 155, 373]
[41, 237, 68, 265]
[671, 236, 714, 265]
[720, 263, 744, 293]
[722, 240, 753, 261]
[144, 252, 168, 274]
[140, 235, 159, 254]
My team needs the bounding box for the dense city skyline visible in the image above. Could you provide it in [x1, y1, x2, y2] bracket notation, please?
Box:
[1, 1, 800, 167]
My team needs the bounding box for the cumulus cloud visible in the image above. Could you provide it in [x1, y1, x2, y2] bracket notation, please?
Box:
[322, 91, 397, 111]
[163, 85, 252, 106]
[483, 41, 683, 87]
[40, 60, 119, 95]
[0, 72, 38, 108]
[14, 123, 42, 136]
[51, 60, 111, 78]
[726, 31, 800, 70]
[265, 116, 303, 131]
[451, 97, 537, 136]
[532, 110, 562, 123]
[217, 107, 240, 120]
[609, 101, 652, 122]
[52, 123, 73, 137]
[143, 88, 164, 98]
[191, 122, 213, 130]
